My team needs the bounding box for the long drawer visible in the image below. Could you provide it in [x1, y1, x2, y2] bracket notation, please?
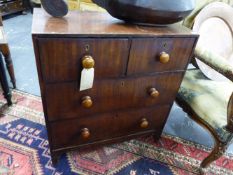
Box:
[45, 72, 183, 121]
[49, 105, 171, 149]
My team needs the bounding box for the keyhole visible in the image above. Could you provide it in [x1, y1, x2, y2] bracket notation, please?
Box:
[85, 44, 90, 52]
[163, 43, 167, 48]
[121, 82, 125, 87]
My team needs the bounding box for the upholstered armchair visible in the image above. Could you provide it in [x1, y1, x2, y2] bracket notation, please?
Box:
[176, 0, 233, 171]
[176, 45, 233, 170]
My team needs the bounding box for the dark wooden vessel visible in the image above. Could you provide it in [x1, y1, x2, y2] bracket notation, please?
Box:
[93, 0, 195, 25]
[32, 8, 198, 163]
[40, 0, 68, 17]
[40, 0, 194, 25]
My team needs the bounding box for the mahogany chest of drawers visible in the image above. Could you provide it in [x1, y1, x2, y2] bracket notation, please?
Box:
[32, 9, 198, 163]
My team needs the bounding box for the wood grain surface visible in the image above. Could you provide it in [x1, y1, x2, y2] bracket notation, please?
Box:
[127, 37, 197, 75]
[32, 8, 198, 37]
[38, 38, 130, 82]
[49, 105, 170, 149]
[45, 72, 184, 121]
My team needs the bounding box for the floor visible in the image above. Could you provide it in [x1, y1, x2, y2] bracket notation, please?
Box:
[2, 12, 233, 154]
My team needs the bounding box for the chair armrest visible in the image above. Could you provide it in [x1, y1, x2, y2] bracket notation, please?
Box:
[227, 93, 233, 133]
[194, 45, 233, 82]
[194, 46, 233, 131]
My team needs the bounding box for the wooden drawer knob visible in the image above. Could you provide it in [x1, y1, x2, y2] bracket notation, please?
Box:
[81, 96, 93, 108]
[159, 52, 170, 64]
[82, 55, 95, 69]
[140, 118, 149, 128]
[81, 128, 90, 139]
[148, 88, 159, 98]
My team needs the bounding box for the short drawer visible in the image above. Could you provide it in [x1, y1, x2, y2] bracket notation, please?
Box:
[8, 1, 23, 10]
[45, 72, 183, 121]
[127, 37, 196, 75]
[0, 1, 23, 14]
[38, 38, 129, 82]
[49, 105, 170, 149]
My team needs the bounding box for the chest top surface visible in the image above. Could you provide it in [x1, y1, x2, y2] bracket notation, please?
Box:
[32, 8, 197, 37]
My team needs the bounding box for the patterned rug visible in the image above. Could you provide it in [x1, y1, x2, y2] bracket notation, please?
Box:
[0, 90, 233, 175]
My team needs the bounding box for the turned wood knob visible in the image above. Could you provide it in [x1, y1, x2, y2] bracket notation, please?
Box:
[159, 52, 170, 64]
[82, 55, 95, 69]
[148, 88, 159, 98]
[140, 118, 149, 128]
[81, 96, 93, 108]
[81, 128, 90, 139]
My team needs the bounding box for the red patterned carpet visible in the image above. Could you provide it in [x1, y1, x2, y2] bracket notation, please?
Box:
[0, 90, 233, 175]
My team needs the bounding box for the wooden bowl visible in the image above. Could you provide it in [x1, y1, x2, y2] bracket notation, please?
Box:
[40, 0, 194, 25]
[93, 0, 195, 25]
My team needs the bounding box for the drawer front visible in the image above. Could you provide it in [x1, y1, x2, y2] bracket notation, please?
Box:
[45, 72, 183, 121]
[38, 38, 129, 82]
[0, 1, 23, 14]
[127, 37, 196, 75]
[8, 1, 23, 10]
[49, 105, 170, 149]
